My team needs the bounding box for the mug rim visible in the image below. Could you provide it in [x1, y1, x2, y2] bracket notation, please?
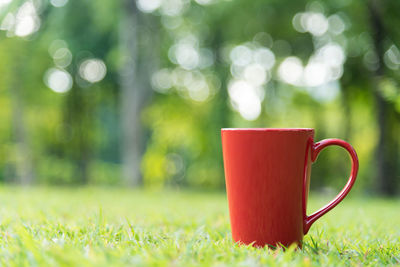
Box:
[222, 128, 314, 132]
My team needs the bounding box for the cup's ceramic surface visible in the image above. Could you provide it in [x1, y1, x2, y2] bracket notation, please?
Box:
[221, 128, 358, 247]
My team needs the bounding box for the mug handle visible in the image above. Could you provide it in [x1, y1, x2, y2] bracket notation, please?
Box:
[303, 138, 359, 234]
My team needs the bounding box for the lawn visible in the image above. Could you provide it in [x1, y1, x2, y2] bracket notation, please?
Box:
[0, 187, 398, 266]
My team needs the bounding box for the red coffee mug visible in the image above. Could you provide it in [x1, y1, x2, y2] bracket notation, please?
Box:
[221, 128, 358, 247]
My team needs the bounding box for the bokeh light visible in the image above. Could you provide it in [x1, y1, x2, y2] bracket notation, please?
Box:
[384, 45, 400, 70]
[0, 0, 11, 6]
[363, 50, 379, 71]
[152, 68, 173, 93]
[194, 0, 214, 5]
[185, 72, 210, 102]
[44, 68, 73, 93]
[0, 13, 14, 31]
[14, 1, 40, 37]
[227, 43, 275, 120]
[228, 80, 262, 121]
[278, 56, 303, 86]
[161, 16, 183, 29]
[278, 42, 345, 90]
[253, 32, 273, 48]
[169, 35, 200, 70]
[230, 45, 253, 67]
[317, 43, 346, 68]
[253, 48, 275, 70]
[292, 12, 329, 36]
[160, 0, 188, 17]
[303, 61, 330, 87]
[137, 0, 162, 13]
[328, 14, 346, 35]
[152, 66, 212, 102]
[50, 0, 68, 8]
[243, 63, 268, 86]
[79, 58, 107, 83]
[48, 39, 68, 56]
[52, 47, 72, 68]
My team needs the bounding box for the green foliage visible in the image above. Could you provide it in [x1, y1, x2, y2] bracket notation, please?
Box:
[0, 187, 398, 266]
[0, 0, 399, 192]
[138, 0, 390, 190]
[142, 95, 223, 188]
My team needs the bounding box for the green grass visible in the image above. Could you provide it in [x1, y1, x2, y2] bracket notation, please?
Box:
[0, 187, 399, 266]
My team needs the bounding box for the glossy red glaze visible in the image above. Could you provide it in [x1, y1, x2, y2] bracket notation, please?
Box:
[221, 128, 359, 247]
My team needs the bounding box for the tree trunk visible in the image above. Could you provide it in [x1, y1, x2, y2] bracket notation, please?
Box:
[119, 1, 154, 186]
[9, 57, 34, 185]
[63, 86, 92, 184]
[210, 27, 230, 188]
[368, 0, 399, 195]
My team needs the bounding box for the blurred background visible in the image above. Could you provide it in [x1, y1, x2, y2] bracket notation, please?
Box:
[0, 0, 399, 195]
